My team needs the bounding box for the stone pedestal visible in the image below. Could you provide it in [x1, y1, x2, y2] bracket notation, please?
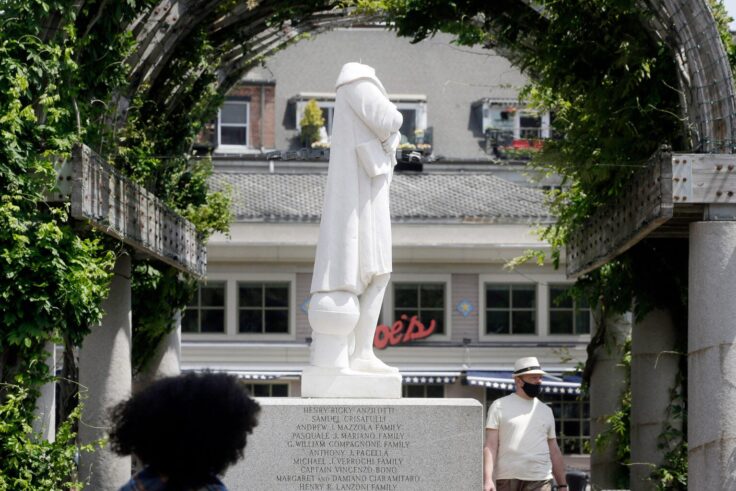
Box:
[689, 221, 736, 490]
[301, 367, 402, 398]
[78, 254, 132, 491]
[630, 308, 679, 491]
[224, 398, 482, 491]
[589, 312, 631, 489]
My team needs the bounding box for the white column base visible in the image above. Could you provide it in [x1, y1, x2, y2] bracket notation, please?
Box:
[301, 366, 401, 398]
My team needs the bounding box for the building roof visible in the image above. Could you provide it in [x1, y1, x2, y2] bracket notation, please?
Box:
[210, 169, 554, 224]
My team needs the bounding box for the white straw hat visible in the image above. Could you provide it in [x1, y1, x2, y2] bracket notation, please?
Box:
[512, 357, 546, 377]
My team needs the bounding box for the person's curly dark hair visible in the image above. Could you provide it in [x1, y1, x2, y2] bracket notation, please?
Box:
[109, 372, 260, 486]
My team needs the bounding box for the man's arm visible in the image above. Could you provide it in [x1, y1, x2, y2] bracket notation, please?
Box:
[548, 438, 567, 489]
[483, 429, 499, 491]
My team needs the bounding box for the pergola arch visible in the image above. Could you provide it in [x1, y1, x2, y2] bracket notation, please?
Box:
[103, 1, 736, 157]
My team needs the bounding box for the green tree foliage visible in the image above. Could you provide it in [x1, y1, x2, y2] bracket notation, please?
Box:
[300, 99, 326, 145]
[0, 384, 97, 490]
[0, 0, 230, 482]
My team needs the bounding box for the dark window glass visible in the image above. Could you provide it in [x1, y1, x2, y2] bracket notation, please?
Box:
[181, 311, 198, 333]
[265, 286, 289, 307]
[238, 282, 289, 334]
[265, 310, 289, 333]
[486, 287, 509, 309]
[512, 311, 535, 334]
[485, 284, 536, 335]
[239, 286, 261, 308]
[184, 283, 225, 333]
[393, 282, 446, 336]
[221, 127, 247, 145]
[513, 286, 536, 309]
[238, 310, 262, 333]
[486, 311, 510, 334]
[549, 285, 591, 335]
[399, 109, 416, 142]
[243, 383, 289, 398]
[200, 310, 225, 333]
[201, 285, 225, 307]
[402, 384, 444, 398]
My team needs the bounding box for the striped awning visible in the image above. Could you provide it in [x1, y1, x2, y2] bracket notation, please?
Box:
[400, 371, 461, 385]
[466, 371, 582, 395]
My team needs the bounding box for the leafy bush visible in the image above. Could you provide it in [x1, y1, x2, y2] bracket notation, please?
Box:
[0, 384, 95, 491]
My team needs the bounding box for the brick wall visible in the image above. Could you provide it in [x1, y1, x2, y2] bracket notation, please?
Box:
[228, 83, 276, 149]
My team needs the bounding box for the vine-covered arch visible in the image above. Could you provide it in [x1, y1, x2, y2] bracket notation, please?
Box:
[2, 0, 735, 488]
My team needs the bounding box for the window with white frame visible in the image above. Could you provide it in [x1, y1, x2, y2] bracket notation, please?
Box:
[549, 285, 591, 335]
[393, 282, 446, 335]
[484, 283, 536, 335]
[402, 384, 444, 398]
[242, 382, 289, 397]
[237, 282, 290, 334]
[218, 98, 249, 147]
[182, 282, 226, 333]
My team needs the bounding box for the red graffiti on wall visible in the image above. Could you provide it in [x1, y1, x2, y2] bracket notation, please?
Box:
[373, 314, 436, 349]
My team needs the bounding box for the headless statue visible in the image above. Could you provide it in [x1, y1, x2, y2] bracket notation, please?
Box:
[307, 62, 402, 382]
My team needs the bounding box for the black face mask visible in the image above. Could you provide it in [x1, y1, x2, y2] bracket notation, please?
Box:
[521, 381, 542, 398]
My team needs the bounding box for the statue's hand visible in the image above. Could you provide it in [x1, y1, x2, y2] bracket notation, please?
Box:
[382, 131, 400, 154]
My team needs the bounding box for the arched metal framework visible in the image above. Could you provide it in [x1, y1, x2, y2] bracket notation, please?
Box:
[44, 1, 736, 275]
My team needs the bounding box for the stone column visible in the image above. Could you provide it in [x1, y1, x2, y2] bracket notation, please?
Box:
[689, 221, 736, 490]
[33, 341, 56, 442]
[630, 308, 680, 490]
[78, 254, 132, 491]
[135, 313, 182, 390]
[589, 312, 631, 489]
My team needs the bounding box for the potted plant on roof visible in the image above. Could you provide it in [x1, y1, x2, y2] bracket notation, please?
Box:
[300, 99, 327, 148]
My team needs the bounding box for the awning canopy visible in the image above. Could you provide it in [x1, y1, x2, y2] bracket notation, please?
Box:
[183, 367, 580, 392]
[466, 371, 582, 395]
[401, 371, 461, 385]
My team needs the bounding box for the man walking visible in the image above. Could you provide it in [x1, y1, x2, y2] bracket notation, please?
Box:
[483, 357, 568, 491]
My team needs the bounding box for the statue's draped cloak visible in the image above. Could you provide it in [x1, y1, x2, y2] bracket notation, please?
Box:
[310, 63, 403, 296]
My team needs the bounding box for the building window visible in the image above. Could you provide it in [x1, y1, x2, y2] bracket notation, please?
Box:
[242, 383, 289, 397]
[237, 282, 289, 334]
[543, 392, 590, 454]
[399, 108, 416, 141]
[519, 110, 543, 139]
[393, 282, 445, 335]
[549, 285, 591, 335]
[403, 385, 444, 398]
[485, 388, 590, 455]
[218, 99, 249, 146]
[484, 284, 536, 335]
[182, 282, 226, 333]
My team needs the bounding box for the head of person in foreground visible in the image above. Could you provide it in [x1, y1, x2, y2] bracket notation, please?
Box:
[110, 371, 261, 488]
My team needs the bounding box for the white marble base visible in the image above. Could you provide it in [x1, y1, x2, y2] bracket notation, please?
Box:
[301, 366, 401, 398]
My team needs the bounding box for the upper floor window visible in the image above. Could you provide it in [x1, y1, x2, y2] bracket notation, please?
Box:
[238, 282, 289, 334]
[393, 282, 446, 335]
[218, 99, 249, 147]
[549, 285, 591, 335]
[182, 282, 226, 333]
[484, 283, 536, 335]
